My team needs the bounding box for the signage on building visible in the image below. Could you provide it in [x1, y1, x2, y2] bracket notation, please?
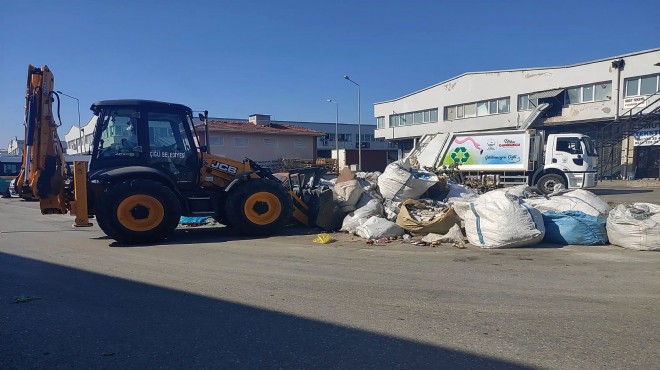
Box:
[634, 123, 660, 147]
[623, 96, 647, 109]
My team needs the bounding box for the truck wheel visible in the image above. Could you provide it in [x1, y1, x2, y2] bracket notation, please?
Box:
[96, 180, 181, 244]
[536, 174, 566, 195]
[225, 178, 293, 236]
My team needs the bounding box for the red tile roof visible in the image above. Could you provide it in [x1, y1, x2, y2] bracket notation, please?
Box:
[204, 120, 324, 136]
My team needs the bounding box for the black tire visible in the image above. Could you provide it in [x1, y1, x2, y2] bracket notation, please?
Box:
[96, 179, 181, 244]
[225, 178, 293, 236]
[536, 174, 566, 195]
[212, 193, 232, 227]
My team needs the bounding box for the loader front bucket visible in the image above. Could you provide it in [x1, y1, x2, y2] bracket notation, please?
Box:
[284, 167, 344, 231]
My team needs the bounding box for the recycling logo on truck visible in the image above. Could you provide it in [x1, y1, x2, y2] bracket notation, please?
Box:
[450, 147, 470, 163]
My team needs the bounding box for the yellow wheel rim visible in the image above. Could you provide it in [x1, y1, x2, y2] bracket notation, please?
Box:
[244, 192, 281, 225]
[116, 194, 165, 232]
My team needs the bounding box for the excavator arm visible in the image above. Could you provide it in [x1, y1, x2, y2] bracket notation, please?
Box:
[16, 65, 68, 214]
[16, 65, 90, 227]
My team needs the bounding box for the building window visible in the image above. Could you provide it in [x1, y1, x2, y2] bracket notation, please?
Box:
[376, 116, 385, 129]
[445, 97, 510, 120]
[625, 74, 660, 97]
[389, 108, 438, 127]
[324, 133, 336, 141]
[210, 136, 224, 146]
[358, 134, 374, 142]
[338, 133, 351, 142]
[294, 139, 308, 148]
[234, 137, 249, 147]
[263, 138, 277, 148]
[565, 81, 612, 104]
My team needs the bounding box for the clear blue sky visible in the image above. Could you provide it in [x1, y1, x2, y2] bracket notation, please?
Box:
[1, 0, 659, 144]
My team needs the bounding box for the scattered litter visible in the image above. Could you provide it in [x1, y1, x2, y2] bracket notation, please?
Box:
[322, 165, 657, 251]
[312, 233, 335, 244]
[440, 224, 467, 249]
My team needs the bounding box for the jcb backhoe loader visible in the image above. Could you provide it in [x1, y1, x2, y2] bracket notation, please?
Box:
[16, 65, 338, 244]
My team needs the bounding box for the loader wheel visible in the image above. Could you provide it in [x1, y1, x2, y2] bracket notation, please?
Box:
[96, 180, 181, 244]
[225, 178, 293, 236]
[536, 174, 566, 195]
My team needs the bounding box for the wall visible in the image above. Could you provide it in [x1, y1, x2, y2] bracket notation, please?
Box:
[64, 116, 97, 154]
[374, 49, 660, 139]
[208, 132, 317, 161]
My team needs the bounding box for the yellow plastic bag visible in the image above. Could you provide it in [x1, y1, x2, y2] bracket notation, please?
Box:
[313, 233, 334, 244]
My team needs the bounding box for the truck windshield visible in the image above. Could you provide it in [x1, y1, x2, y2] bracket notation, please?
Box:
[581, 136, 597, 156]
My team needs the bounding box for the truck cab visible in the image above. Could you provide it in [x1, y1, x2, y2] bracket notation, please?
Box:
[538, 133, 598, 193]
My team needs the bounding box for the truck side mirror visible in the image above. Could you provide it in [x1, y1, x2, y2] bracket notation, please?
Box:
[198, 113, 206, 122]
[199, 145, 208, 152]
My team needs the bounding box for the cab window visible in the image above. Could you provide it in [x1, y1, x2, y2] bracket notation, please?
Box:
[95, 108, 140, 158]
[555, 137, 583, 155]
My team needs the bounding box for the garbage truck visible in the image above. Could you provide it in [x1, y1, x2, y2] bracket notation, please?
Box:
[406, 129, 598, 194]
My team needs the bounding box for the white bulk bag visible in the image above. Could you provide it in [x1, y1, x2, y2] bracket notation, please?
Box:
[377, 159, 438, 202]
[340, 199, 385, 233]
[355, 216, 405, 240]
[607, 203, 660, 251]
[333, 179, 364, 213]
[524, 189, 610, 217]
[454, 191, 545, 249]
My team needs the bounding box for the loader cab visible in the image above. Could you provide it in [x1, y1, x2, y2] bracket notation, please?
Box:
[90, 100, 200, 189]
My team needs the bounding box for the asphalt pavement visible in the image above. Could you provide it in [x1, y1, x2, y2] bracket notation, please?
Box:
[1, 185, 659, 369]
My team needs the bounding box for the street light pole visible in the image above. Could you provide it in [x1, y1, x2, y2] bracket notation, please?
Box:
[326, 99, 339, 170]
[57, 90, 81, 153]
[343, 75, 361, 171]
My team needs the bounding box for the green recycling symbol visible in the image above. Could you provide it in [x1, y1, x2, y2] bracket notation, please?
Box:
[450, 146, 470, 163]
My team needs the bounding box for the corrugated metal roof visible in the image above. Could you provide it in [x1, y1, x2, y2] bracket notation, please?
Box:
[529, 88, 565, 99]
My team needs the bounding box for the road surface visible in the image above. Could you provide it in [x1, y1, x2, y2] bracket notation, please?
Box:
[1, 186, 659, 369]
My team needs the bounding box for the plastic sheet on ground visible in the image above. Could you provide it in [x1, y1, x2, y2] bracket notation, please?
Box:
[354, 216, 405, 240]
[179, 216, 211, 226]
[542, 211, 608, 245]
[607, 203, 660, 251]
[377, 159, 438, 202]
[396, 199, 460, 235]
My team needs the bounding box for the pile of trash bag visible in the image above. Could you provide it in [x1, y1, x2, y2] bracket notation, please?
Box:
[323, 159, 659, 251]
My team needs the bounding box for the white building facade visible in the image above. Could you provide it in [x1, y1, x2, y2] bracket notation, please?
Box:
[64, 116, 97, 154]
[374, 48, 660, 179]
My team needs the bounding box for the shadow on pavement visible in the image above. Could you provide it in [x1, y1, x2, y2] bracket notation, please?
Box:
[590, 188, 653, 196]
[0, 252, 531, 369]
[105, 225, 324, 248]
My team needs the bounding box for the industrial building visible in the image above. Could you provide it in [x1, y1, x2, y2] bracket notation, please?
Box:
[374, 48, 660, 179]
